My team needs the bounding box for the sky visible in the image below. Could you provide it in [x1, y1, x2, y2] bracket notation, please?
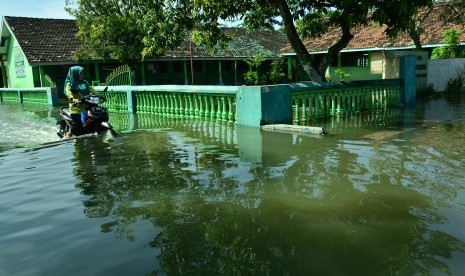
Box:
[0, 0, 74, 19]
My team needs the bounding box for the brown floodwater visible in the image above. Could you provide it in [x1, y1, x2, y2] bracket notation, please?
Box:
[0, 96, 464, 275]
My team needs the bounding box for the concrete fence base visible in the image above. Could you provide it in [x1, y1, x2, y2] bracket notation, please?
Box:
[261, 124, 327, 136]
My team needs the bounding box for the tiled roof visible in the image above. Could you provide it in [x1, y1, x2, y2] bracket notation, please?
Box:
[279, 4, 465, 54]
[5, 4, 460, 63]
[4, 16, 78, 63]
[165, 28, 289, 58]
[2, 16, 288, 64]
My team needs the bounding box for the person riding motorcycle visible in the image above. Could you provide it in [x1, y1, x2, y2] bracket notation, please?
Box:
[64, 66, 98, 137]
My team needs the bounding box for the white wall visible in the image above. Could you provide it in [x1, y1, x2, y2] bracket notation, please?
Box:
[427, 58, 465, 92]
[381, 50, 428, 90]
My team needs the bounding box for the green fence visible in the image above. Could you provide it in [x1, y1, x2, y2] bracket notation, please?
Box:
[96, 85, 238, 122]
[290, 80, 401, 125]
[2, 80, 405, 127]
[0, 88, 52, 105]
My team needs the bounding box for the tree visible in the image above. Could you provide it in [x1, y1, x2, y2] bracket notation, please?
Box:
[431, 29, 465, 58]
[67, 0, 432, 82]
[435, 0, 465, 23]
[195, 0, 433, 81]
[65, 0, 189, 83]
[406, 5, 435, 51]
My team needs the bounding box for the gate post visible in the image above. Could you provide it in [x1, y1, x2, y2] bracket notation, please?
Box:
[236, 85, 291, 127]
[46, 87, 59, 107]
[399, 55, 416, 106]
[126, 89, 136, 113]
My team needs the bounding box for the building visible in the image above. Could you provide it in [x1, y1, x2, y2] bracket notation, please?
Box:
[0, 16, 288, 91]
[280, 3, 465, 90]
[2, 3, 464, 91]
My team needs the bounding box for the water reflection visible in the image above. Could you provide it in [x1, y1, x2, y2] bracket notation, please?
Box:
[68, 109, 465, 275]
[3, 97, 464, 274]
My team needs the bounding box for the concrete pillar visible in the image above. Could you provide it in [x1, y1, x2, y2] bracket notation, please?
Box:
[399, 55, 416, 106]
[287, 56, 293, 82]
[46, 87, 58, 107]
[236, 85, 291, 127]
[126, 89, 136, 113]
[183, 61, 188, 85]
[218, 60, 223, 85]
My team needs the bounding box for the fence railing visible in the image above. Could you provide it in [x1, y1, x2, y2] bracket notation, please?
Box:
[0, 88, 51, 105]
[2, 80, 404, 127]
[290, 80, 401, 125]
[96, 85, 239, 122]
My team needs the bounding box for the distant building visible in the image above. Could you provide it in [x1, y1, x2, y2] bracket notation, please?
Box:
[280, 3, 465, 90]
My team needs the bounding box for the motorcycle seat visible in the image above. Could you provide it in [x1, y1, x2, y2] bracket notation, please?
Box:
[59, 107, 72, 119]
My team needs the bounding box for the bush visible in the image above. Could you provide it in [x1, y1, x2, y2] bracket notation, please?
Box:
[431, 29, 465, 59]
[244, 71, 260, 85]
[416, 84, 438, 99]
[244, 53, 266, 85]
[334, 68, 350, 81]
[269, 59, 286, 84]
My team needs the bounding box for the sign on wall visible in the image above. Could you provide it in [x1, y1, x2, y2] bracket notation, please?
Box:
[14, 47, 26, 78]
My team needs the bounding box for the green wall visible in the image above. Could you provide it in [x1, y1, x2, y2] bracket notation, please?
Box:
[7, 36, 35, 88]
[328, 66, 382, 81]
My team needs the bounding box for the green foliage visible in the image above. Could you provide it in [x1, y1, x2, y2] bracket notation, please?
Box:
[334, 68, 351, 81]
[443, 66, 465, 98]
[269, 59, 286, 84]
[245, 53, 266, 70]
[244, 53, 266, 85]
[370, 0, 433, 37]
[243, 56, 286, 85]
[444, 76, 463, 95]
[431, 29, 465, 59]
[416, 84, 439, 99]
[244, 71, 260, 85]
[66, 0, 433, 82]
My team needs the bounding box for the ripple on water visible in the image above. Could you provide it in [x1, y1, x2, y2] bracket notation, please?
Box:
[0, 104, 61, 148]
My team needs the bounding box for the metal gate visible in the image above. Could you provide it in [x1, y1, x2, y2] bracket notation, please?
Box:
[104, 65, 132, 86]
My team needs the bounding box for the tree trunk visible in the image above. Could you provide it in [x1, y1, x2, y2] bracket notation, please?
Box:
[408, 27, 423, 51]
[407, 5, 435, 51]
[319, 24, 354, 80]
[274, 0, 322, 82]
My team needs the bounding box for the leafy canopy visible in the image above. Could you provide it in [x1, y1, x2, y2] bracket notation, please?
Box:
[67, 0, 432, 81]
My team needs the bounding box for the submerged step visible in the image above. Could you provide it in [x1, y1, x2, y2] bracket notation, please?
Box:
[261, 124, 327, 136]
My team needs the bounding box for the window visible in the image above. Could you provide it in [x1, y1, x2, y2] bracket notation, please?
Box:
[341, 52, 368, 67]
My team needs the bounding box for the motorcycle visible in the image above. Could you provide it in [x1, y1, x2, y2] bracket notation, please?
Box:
[56, 88, 117, 139]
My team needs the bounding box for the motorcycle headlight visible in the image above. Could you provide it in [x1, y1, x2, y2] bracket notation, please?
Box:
[88, 96, 100, 104]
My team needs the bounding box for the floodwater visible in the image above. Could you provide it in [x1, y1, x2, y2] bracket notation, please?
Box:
[1, 97, 464, 275]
